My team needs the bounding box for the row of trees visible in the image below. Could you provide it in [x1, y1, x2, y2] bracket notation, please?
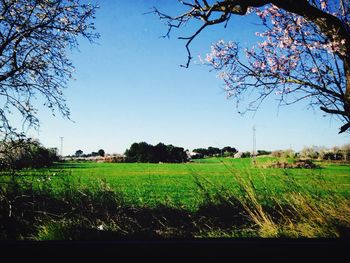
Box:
[270, 144, 350, 160]
[124, 142, 188, 163]
[299, 145, 350, 161]
[0, 138, 59, 170]
[192, 146, 237, 158]
[74, 149, 105, 158]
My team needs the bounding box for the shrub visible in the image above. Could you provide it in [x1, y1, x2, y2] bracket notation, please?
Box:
[0, 138, 59, 170]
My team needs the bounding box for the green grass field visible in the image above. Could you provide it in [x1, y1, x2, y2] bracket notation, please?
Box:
[17, 157, 350, 210]
[2, 157, 350, 239]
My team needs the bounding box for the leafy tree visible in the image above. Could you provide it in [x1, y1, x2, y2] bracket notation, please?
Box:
[136, 142, 153, 162]
[193, 146, 237, 157]
[90, 151, 99, 157]
[124, 142, 188, 163]
[257, 150, 272, 156]
[166, 144, 188, 163]
[192, 148, 209, 156]
[97, 149, 105, 157]
[124, 142, 152, 163]
[241, 151, 251, 158]
[75, 149, 83, 157]
[0, 0, 98, 139]
[154, 0, 350, 133]
[221, 146, 238, 156]
[124, 143, 138, 162]
[152, 142, 168, 162]
[0, 138, 59, 170]
[207, 146, 221, 156]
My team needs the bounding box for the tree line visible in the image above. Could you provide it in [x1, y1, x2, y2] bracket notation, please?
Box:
[124, 142, 188, 163]
[73, 149, 105, 158]
[192, 146, 237, 158]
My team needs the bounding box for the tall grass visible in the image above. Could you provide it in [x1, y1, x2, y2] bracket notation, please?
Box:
[0, 159, 349, 239]
[209, 158, 350, 237]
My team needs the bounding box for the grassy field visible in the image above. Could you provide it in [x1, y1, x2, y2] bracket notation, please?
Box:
[17, 157, 350, 210]
[1, 157, 350, 239]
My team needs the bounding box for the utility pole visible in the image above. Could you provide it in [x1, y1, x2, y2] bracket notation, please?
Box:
[60, 137, 64, 157]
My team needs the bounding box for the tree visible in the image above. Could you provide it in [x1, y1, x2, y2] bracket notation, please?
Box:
[124, 142, 153, 163]
[75, 149, 83, 157]
[0, 138, 59, 170]
[207, 146, 221, 156]
[90, 151, 99, 157]
[124, 142, 188, 163]
[97, 149, 105, 157]
[193, 148, 209, 156]
[154, 0, 350, 133]
[0, 0, 98, 140]
[221, 146, 238, 156]
[241, 151, 251, 158]
[257, 149, 272, 156]
[166, 144, 188, 162]
[153, 142, 168, 162]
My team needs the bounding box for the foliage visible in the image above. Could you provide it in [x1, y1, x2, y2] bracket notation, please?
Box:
[257, 150, 272, 156]
[124, 142, 188, 163]
[73, 149, 105, 158]
[0, 138, 59, 170]
[271, 149, 295, 159]
[75, 150, 83, 157]
[192, 148, 209, 156]
[299, 144, 350, 160]
[193, 146, 237, 158]
[265, 159, 318, 169]
[97, 149, 105, 157]
[241, 151, 251, 158]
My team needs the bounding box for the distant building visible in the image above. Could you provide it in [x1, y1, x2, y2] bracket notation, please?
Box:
[64, 153, 125, 163]
[234, 152, 243, 158]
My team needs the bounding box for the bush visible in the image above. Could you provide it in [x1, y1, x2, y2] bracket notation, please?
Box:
[241, 151, 251, 158]
[266, 159, 318, 169]
[0, 138, 59, 170]
[257, 150, 272, 156]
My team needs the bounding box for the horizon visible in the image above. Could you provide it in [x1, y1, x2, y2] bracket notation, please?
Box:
[31, 137, 349, 157]
[16, 0, 349, 156]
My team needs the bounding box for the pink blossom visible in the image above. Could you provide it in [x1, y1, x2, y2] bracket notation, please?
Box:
[205, 54, 213, 63]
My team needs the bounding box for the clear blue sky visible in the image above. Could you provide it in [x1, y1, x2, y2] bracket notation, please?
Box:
[27, 0, 349, 155]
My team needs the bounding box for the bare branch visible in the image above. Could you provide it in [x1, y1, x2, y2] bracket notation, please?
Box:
[0, 0, 99, 139]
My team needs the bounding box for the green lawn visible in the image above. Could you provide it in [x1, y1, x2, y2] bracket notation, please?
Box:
[16, 157, 350, 211]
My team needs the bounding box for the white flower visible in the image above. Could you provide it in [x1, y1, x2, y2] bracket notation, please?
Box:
[97, 224, 104, 231]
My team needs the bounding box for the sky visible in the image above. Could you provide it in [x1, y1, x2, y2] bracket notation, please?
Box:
[25, 0, 349, 156]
